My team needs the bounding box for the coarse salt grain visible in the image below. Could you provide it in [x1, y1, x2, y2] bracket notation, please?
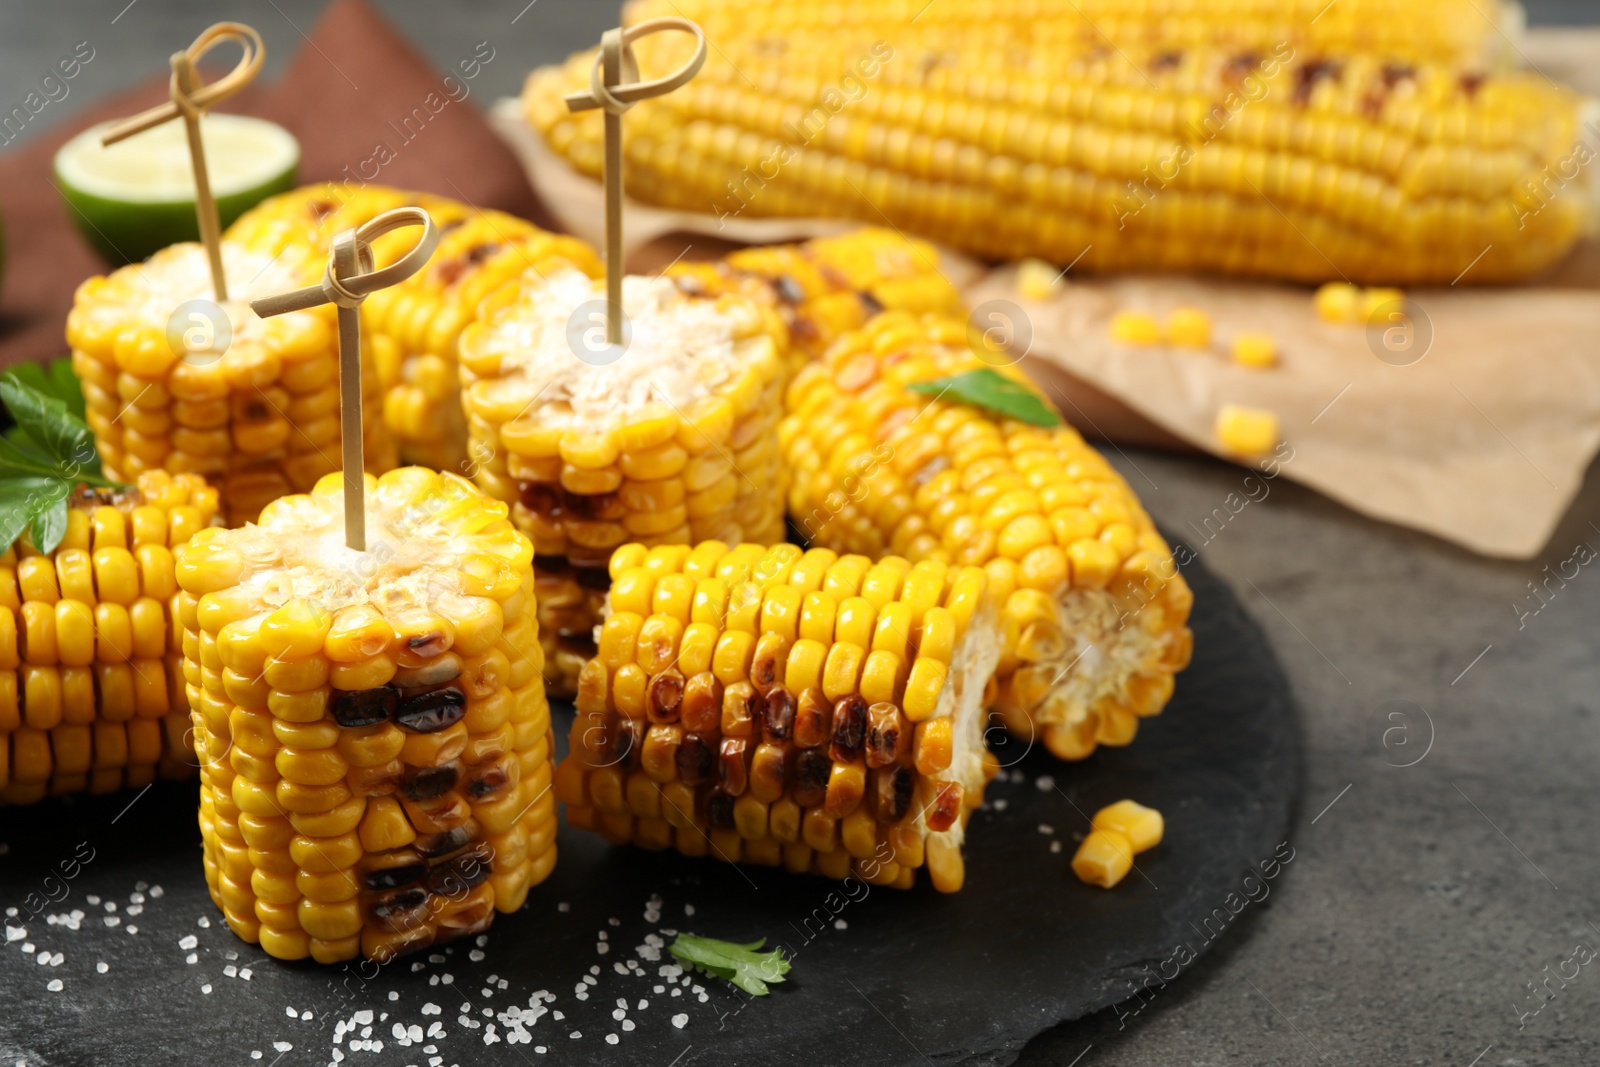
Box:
[179, 935, 198, 950]
[47, 979, 63, 991]
[671, 1014, 689, 1028]
[96, 962, 108, 974]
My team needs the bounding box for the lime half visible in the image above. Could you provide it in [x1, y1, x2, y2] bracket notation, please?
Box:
[55, 114, 299, 265]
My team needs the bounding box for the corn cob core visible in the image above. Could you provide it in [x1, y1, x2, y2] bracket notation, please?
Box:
[0, 470, 218, 804]
[225, 185, 605, 472]
[625, 0, 1516, 70]
[66, 241, 395, 528]
[556, 541, 999, 891]
[527, 27, 1589, 284]
[175, 468, 554, 963]
[781, 312, 1193, 761]
[461, 265, 788, 570]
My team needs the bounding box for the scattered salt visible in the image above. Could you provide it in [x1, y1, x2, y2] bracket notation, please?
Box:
[179, 935, 198, 950]
[96, 962, 108, 974]
[606, 1034, 620, 1045]
[47, 979, 63, 992]
[1038, 824, 1055, 835]
[671, 1013, 689, 1028]
[557, 903, 570, 913]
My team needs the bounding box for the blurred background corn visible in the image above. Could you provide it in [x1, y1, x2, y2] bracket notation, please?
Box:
[781, 311, 1193, 761]
[226, 185, 604, 472]
[667, 228, 965, 376]
[628, 0, 1523, 70]
[67, 240, 396, 527]
[526, 18, 1590, 284]
[555, 541, 1000, 891]
[1, 471, 217, 804]
[176, 468, 554, 963]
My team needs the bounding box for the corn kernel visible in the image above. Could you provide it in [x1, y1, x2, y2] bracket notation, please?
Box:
[1091, 799, 1164, 853]
[1166, 307, 1212, 348]
[1109, 311, 1161, 345]
[1231, 332, 1278, 369]
[1214, 404, 1280, 456]
[1071, 829, 1134, 888]
[1313, 282, 1362, 324]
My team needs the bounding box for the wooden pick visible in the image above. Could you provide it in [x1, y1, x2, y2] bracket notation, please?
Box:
[101, 22, 266, 302]
[250, 207, 440, 552]
[564, 16, 708, 346]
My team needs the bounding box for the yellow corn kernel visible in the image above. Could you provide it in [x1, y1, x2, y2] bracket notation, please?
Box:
[1313, 281, 1362, 324]
[1215, 404, 1280, 457]
[1166, 307, 1212, 348]
[1109, 311, 1161, 345]
[1231, 332, 1278, 369]
[1362, 287, 1405, 321]
[1015, 258, 1062, 301]
[1091, 799, 1164, 854]
[1071, 829, 1135, 889]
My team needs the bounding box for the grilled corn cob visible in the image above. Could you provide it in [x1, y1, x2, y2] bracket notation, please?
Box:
[226, 185, 605, 471]
[1, 470, 218, 804]
[667, 228, 965, 376]
[461, 262, 787, 561]
[526, 24, 1589, 284]
[555, 541, 1000, 891]
[67, 241, 396, 527]
[626, 0, 1520, 70]
[176, 468, 554, 963]
[781, 312, 1193, 760]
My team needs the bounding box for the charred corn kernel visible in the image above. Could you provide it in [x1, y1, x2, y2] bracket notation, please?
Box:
[1167, 308, 1212, 349]
[1091, 799, 1165, 854]
[1110, 311, 1161, 346]
[1231, 333, 1279, 369]
[1072, 829, 1135, 889]
[1, 472, 218, 805]
[226, 184, 599, 470]
[557, 543, 999, 891]
[1016, 258, 1063, 302]
[1314, 282, 1363, 324]
[71, 239, 396, 526]
[1215, 404, 1281, 457]
[530, 18, 1583, 284]
[783, 312, 1192, 762]
[177, 468, 553, 962]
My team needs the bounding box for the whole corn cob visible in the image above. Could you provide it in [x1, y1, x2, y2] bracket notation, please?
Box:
[526, 24, 1590, 284]
[175, 468, 554, 963]
[626, 0, 1521, 70]
[555, 541, 1000, 891]
[781, 311, 1193, 760]
[461, 261, 788, 568]
[1, 470, 218, 804]
[226, 185, 604, 472]
[67, 241, 396, 527]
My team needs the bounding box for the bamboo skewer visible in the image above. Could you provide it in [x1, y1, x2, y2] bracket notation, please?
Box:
[564, 17, 708, 346]
[250, 207, 440, 551]
[100, 21, 266, 302]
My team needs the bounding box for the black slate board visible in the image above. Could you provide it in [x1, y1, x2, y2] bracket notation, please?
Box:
[0, 550, 1297, 1067]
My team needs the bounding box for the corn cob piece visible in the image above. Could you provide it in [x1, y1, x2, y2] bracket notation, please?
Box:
[226, 185, 604, 471]
[526, 25, 1589, 284]
[530, 558, 611, 705]
[175, 468, 554, 963]
[781, 312, 1193, 761]
[626, 0, 1520, 71]
[460, 264, 788, 565]
[67, 241, 396, 528]
[556, 541, 1000, 891]
[667, 228, 965, 377]
[1, 470, 218, 804]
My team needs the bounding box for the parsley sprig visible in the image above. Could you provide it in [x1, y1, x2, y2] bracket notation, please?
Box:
[907, 367, 1063, 427]
[669, 932, 793, 996]
[0, 360, 120, 554]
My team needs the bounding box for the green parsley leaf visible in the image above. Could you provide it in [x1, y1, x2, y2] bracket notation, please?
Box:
[669, 933, 793, 997]
[0, 367, 120, 553]
[905, 367, 1062, 427]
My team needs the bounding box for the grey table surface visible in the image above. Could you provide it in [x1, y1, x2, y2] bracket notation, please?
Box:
[3, 2, 1599, 1066]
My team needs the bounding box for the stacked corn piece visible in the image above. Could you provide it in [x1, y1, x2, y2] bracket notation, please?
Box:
[526, 22, 1590, 284]
[1, 471, 218, 804]
[666, 228, 965, 377]
[781, 312, 1193, 761]
[226, 185, 605, 471]
[555, 541, 1000, 891]
[626, 0, 1519, 70]
[460, 264, 788, 691]
[174, 468, 554, 963]
[67, 241, 396, 528]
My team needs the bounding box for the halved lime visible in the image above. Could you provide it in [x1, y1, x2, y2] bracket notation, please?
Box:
[54, 114, 299, 265]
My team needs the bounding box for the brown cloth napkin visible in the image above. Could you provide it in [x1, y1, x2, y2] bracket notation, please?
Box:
[0, 0, 554, 371]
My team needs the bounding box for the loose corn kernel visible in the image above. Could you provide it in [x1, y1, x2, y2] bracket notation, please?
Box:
[1015, 258, 1062, 301]
[1109, 311, 1161, 346]
[1231, 332, 1278, 369]
[1313, 282, 1363, 324]
[1072, 829, 1135, 889]
[1091, 799, 1164, 854]
[1166, 307, 1212, 349]
[1215, 404, 1281, 456]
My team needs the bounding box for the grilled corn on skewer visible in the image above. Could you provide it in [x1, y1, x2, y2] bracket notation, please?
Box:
[176, 468, 554, 963]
